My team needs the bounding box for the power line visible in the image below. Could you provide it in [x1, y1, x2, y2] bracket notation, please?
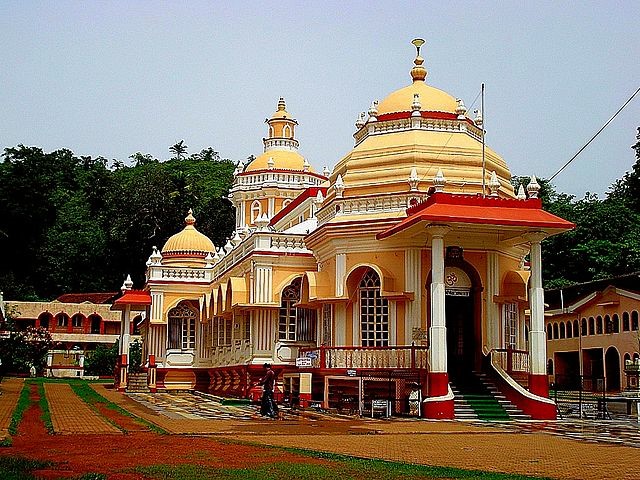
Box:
[549, 86, 640, 182]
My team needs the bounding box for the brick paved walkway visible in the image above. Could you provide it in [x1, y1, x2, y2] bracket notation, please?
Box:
[44, 383, 120, 434]
[0, 378, 23, 440]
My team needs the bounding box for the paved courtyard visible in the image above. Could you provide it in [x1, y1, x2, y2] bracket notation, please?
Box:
[3, 379, 640, 479]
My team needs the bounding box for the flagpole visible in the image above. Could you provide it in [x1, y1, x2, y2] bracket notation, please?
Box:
[481, 83, 486, 197]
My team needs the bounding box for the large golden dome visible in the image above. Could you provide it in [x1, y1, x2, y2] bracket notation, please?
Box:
[162, 210, 215, 256]
[377, 81, 458, 115]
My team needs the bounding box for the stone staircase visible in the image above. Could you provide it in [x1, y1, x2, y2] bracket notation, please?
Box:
[452, 371, 530, 421]
[126, 372, 149, 393]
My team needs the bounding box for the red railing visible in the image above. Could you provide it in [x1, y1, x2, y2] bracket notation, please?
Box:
[298, 345, 429, 370]
[491, 347, 529, 374]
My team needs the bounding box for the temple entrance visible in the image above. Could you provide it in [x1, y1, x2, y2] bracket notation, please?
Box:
[444, 266, 476, 380]
[446, 294, 474, 379]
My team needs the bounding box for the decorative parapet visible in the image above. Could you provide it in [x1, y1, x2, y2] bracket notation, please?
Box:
[316, 192, 428, 226]
[231, 171, 324, 193]
[147, 266, 213, 283]
[354, 115, 483, 146]
[211, 231, 312, 282]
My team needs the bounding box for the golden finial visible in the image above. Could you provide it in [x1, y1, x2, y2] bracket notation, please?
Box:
[185, 208, 196, 226]
[277, 97, 286, 111]
[410, 38, 427, 82]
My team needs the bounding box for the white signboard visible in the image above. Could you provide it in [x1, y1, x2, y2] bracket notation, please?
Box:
[296, 357, 313, 368]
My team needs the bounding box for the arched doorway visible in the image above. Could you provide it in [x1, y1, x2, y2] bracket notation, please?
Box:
[444, 266, 475, 379]
[605, 347, 621, 392]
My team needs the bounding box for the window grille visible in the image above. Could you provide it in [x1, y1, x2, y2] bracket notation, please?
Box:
[278, 277, 317, 341]
[322, 304, 332, 346]
[359, 270, 389, 347]
[167, 303, 197, 350]
[503, 303, 518, 348]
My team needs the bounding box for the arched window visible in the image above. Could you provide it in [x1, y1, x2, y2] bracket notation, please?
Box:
[623, 312, 630, 331]
[573, 319, 579, 337]
[72, 313, 84, 328]
[612, 314, 620, 334]
[282, 199, 292, 209]
[359, 269, 389, 347]
[566, 321, 572, 338]
[168, 303, 197, 350]
[283, 124, 291, 138]
[38, 312, 52, 329]
[559, 322, 565, 339]
[632, 311, 639, 331]
[589, 317, 595, 335]
[278, 277, 317, 342]
[547, 358, 554, 375]
[251, 200, 262, 224]
[56, 313, 69, 328]
[604, 315, 612, 334]
[553, 323, 559, 339]
[624, 353, 631, 366]
[596, 316, 603, 334]
[547, 324, 552, 340]
[581, 318, 587, 336]
[133, 315, 143, 335]
[634, 353, 639, 361]
[89, 314, 102, 334]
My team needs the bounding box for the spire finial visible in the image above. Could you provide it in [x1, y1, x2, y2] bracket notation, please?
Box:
[410, 38, 427, 82]
[277, 97, 286, 111]
[185, 209, 195, 226]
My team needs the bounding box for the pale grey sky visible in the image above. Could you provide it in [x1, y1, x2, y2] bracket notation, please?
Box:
[1, 1, 638, 198]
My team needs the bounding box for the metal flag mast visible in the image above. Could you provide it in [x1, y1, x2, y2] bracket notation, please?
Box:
[481, 83, 486, 197]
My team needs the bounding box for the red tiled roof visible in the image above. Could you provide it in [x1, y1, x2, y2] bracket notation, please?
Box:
[378, 192, 575, 239]
[269, 187, 328, 226]
[55, 292, 120, 304]
[111, 290, 152, 310]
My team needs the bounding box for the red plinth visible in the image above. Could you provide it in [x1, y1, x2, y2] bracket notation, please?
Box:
[422, 372, 454, 419]
[528, 374, 549, 397]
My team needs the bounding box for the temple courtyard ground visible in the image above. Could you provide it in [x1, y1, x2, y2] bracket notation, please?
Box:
[1, 378, 639, 479]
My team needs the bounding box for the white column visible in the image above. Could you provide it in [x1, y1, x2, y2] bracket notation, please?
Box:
[485, 251, 500, 350]
[405, 248, 422, 344]
[427, 225, 450, 373]
[525, 232, 547, 375]
[335, 253, 346, 297]
[119, 304, 132, 358]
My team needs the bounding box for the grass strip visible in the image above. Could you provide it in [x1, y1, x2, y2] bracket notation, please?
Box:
[0, 455, 52, 480]
[133, 456, 552, 480]
[36, 382, 54, 434]
[8, 383, 31, 436]
[68, 381, 167, 434]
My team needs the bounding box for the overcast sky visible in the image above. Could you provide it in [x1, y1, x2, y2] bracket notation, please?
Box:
[1, 1, 639, 198]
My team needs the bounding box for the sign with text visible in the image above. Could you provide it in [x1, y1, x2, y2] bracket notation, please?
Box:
[295, 357, 313, 368]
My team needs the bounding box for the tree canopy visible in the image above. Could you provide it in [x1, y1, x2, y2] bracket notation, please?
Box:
[0, 145, 236, 300]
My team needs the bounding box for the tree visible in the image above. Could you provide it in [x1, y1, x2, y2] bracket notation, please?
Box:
[0, 309, 56, 376]
[84, 342, 118, 376]
[169, 140, 188, 160]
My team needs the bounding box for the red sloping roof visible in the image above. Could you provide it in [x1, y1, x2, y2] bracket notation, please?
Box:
[378, 193, 575, 239]
[269, 187, 328, 226]
[55, 292, 120, 304]
[111, 290, 152, 310]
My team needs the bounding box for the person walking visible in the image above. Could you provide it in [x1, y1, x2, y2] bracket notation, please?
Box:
[258, 363, 278, 418]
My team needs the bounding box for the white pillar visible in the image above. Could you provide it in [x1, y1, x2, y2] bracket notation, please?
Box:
[119, 304, 132, 359]
[427, 225, 450, 373]
[525, 232, 547, 376]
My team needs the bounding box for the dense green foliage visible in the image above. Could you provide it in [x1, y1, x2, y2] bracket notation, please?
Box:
[0, 145, 236, 299]
[0, 311, 55, 376]
[83, 341, 119, 376]
[521, 127, 640, 288]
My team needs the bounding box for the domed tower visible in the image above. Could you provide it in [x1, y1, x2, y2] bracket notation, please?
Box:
[321, 39, 514, 212]
[159, 209, 215, 267]
[229, 98, 328, 232]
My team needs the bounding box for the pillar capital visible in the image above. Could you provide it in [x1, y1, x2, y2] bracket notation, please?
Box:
[426, 224, 451, 238]
[523, 231, 547, 244]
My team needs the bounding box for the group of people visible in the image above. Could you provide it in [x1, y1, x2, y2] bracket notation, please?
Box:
[256, 363, 279, 419]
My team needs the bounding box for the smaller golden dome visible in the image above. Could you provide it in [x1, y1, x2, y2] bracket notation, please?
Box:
[161, 209, 215, 255]
[245, 150, 312, 172]
[271, 97, 291, 119]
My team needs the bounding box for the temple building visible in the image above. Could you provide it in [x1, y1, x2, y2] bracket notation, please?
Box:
[120, 40, 575, 419]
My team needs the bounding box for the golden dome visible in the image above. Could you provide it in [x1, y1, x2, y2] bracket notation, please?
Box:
[245, 150, 313, 172]
[377, 39, 458, 115]
[161, 210, 215, 256]
[271, 97, 292, 119]
[377, 81, 458, 115]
